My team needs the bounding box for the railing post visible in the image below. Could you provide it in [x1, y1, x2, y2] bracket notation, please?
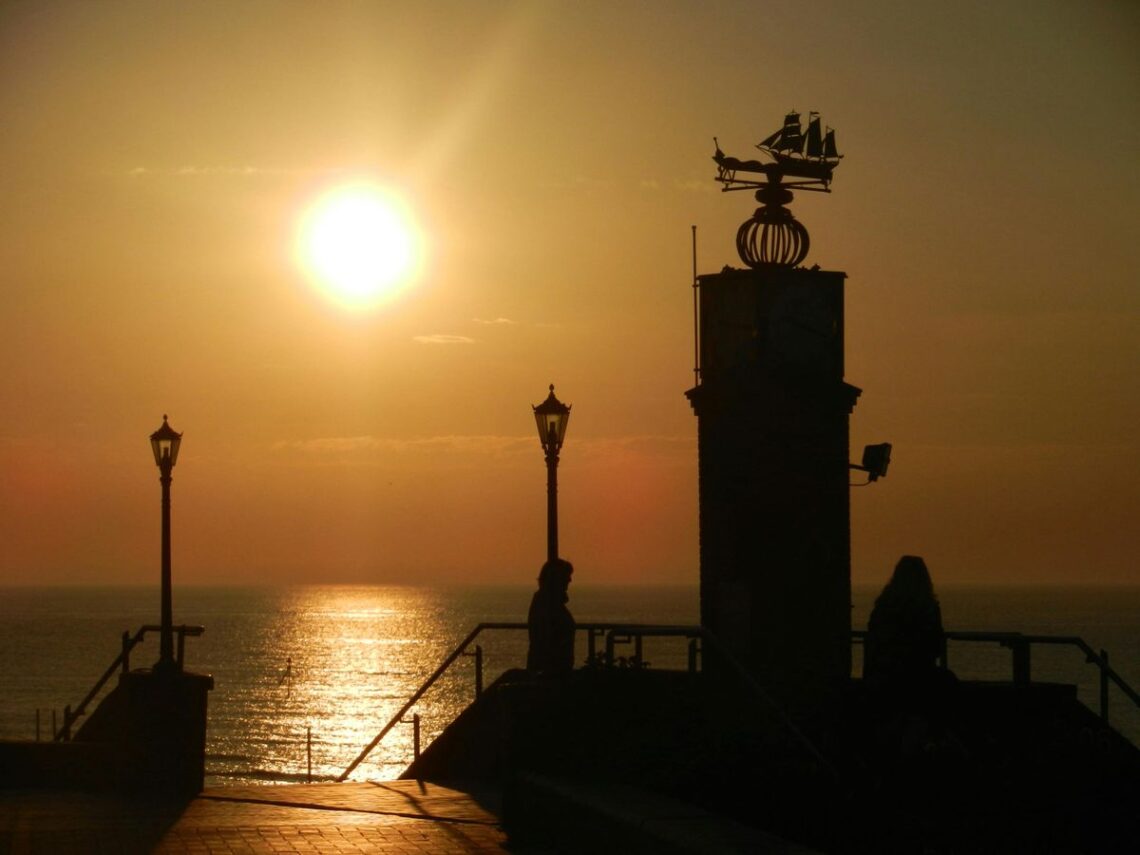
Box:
[51, 709, 57, 742]
[35, 709, 41, 742]
[474, 645, 483, 699]
[634, 634, 643, 667]
[122, 630, 131, 673]
[688, 638, 699, 674]
[1010, 637, 1030, 685]
[412, 713, 421, 760]
[307, 726, 313, 783]
[1100, 649, 1110, 723]
[177, 627, 187, 667]
[587, 628, 597, 665]
[61, 704, 71, 741]
[605, 633, 616, 669]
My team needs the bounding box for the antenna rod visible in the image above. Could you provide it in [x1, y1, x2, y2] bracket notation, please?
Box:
[691, 225, 700, 387]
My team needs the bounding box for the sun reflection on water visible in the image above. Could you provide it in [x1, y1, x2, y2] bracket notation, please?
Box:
[201, 585, 474, 784]
[188, 584, 711, 784]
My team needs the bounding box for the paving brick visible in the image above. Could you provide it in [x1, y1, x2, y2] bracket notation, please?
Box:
[0, 781, 517, 854]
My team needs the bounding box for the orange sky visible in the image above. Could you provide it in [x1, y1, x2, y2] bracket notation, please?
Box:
[1, 1, 1137, 587]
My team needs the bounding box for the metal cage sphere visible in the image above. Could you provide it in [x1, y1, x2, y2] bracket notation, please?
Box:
[736, 208, 810, 269]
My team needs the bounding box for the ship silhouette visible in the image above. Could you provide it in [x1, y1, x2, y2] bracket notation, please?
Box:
[714, 110, 842, 190]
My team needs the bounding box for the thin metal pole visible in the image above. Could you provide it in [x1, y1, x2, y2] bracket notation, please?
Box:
[412, 714, 421, 760]
[692, 224, 700, 387]
[159, 459, 174, 668]
[546, 450, 559, 562]
[307, 726, 312, 782]
[474, 645, 483, 699]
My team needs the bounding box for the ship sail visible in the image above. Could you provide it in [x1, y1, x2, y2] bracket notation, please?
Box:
[774, 111, 803, 153]
[805, 115, 823, 158]
[823, 129, 839, 159]
[757, 128, 782, 150]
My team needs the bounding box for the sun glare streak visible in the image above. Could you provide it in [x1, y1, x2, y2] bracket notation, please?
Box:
[410, 8, 537, 178]
[297, 184, 424, 310]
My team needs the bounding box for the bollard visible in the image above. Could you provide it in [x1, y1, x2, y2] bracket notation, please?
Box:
[1100, 650, 1110, 723]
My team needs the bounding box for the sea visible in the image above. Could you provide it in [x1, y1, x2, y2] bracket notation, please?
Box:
[1, 585, 1137, 786]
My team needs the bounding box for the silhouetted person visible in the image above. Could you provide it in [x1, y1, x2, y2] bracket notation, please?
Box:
[527, 558, 575, 675]
[865, 556, 961, 772]
[865, 555, 944, 695]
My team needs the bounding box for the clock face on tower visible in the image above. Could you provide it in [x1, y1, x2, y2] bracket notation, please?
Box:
[767, 285, 840, 374]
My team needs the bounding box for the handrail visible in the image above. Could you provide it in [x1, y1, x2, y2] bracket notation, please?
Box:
[339, 621, 836, 782]
[852, 628, 1140, 722]
[338, 621, 521, 780]
[338, 621, 698, 780]
[55, 623, 205, 741]
[698, 628, 838, 777]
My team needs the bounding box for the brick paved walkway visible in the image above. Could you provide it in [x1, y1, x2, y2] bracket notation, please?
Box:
[0, 780, 524, 854]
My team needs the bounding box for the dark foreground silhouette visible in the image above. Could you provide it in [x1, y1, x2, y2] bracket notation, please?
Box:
[526, 558, 575, 676]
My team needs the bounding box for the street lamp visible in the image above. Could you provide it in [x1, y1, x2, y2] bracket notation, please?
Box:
[533, 384, 571, 562]
[149, 415, 183, 671]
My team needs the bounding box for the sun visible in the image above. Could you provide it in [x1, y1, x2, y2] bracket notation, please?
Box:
[297, 183, 423, 310]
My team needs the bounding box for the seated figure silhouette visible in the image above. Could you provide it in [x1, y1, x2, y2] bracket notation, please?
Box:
[865, 555, 946, 698]
[526, 558, 575, 675]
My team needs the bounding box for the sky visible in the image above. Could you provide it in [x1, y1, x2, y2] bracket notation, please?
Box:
[1, 0, 1137, 588]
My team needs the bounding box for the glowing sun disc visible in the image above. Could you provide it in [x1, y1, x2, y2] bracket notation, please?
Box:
[298, 184, 423, 309]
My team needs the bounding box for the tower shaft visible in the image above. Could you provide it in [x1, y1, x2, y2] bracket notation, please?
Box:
[687, 266, 860, 702]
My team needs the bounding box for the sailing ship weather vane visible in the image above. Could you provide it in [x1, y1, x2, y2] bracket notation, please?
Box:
[713, 110, 842, 269]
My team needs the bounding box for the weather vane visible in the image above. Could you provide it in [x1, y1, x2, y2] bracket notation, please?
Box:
[713, 110, 842, 269]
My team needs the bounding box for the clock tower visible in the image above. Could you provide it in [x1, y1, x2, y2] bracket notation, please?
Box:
[689, 114, 861, 704]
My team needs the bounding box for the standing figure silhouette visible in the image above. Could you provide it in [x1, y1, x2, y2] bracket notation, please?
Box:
[526, 559, 575, 675]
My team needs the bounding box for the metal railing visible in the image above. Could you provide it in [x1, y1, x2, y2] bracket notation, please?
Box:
[852, 629, 1140, 724]
[343, 623, 1140, 782]
[53, 623, 204, 741]
[339, 622, 831, 781]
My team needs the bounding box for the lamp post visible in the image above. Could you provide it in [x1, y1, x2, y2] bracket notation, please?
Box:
[149, 415, 183, 671]
[532, 385, 570, 562]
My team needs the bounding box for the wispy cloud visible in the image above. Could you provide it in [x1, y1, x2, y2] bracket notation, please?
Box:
[413, 334, 476, 345]
[126, 165, 345, 178]
[274, 433, 694, 459]
[275, 434, 534, 457]
[673, 178, 716, 193]
[472, 317, 517, 325]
